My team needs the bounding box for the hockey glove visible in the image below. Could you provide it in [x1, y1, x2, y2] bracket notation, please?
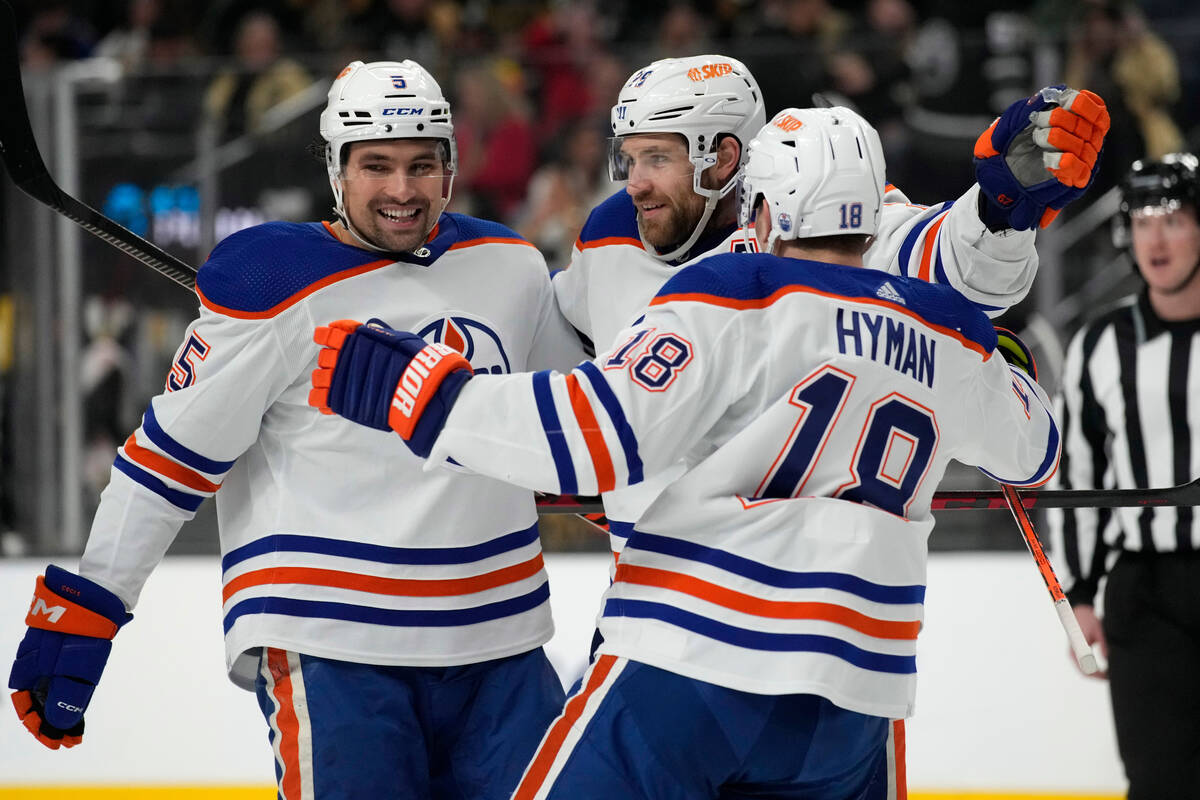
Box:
[309, 318, 473, 458]
[9, 565, 132, 749]
[994, 326, 1038, 381]
[974, 85, 1110, 231]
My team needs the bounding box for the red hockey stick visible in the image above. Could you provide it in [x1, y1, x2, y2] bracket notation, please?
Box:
[1000, 484, 1099, 674]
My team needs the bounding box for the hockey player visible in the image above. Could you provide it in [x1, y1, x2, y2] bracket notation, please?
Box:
[553, 54, 1107, 571]
[308, 106, 1062, 798]
[8, 60, 585, 799]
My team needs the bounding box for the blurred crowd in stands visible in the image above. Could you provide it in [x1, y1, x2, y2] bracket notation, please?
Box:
[11, 0, 1200, 258]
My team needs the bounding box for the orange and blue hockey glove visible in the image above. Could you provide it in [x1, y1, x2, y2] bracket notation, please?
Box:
[9, 565, 133, 749]
[974, 85, 1110, 231]
[309, 318, 473, 457]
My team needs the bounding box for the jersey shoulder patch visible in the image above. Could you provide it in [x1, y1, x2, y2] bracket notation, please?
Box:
[197, 222, 393, 316]
[577, 190, 643, 249]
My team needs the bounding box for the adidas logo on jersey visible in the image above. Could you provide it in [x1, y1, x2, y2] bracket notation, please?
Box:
[876, 282, 906, 305]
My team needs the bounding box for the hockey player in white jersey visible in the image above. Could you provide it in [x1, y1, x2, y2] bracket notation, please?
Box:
[555, 54, 1106, 574]
[8, 60, 586, 799]
[309, 106, 1062, 799]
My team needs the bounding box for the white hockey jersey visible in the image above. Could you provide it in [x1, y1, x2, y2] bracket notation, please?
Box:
[553, 183, 1041, 547]
[434, 253, 1060, 718]
[79, 215, 586, 689]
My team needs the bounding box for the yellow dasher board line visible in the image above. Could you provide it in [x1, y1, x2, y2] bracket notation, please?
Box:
[0, 789, 1124, 800]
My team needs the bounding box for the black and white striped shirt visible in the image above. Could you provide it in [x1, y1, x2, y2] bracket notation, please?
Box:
[1048, 290, 1200, 608]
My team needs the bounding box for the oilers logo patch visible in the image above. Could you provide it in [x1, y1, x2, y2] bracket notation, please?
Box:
[416, 314, 512, 375]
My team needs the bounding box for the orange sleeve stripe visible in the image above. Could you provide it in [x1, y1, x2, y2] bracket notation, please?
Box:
[565, 374, 616, 493]
[123, 433, 221, 494]
[197, 258, 396, 319]
[615, 564, 921, 640]
[448, 236, 539, 251]
[577, 235, 645, 252]
[513, 654, 618, 800]
[222, 554, 545, 603]
[917, 211, 949, 283]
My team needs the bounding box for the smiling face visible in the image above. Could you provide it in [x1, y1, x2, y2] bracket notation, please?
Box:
[618, 133, 707, 253]
[340, 138, 450, 252]
[1131, 204, 1200, 297]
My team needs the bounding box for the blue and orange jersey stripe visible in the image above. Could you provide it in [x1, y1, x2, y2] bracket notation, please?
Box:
[222, 553, 545, 603]
[614, 563, 921, 640]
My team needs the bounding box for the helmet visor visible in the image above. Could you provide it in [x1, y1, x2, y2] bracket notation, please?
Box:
[607, 135, 696, 183]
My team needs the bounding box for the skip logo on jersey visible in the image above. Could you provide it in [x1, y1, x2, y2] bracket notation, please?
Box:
[417, 315, 512, 375]
[876, 281, 906, 305]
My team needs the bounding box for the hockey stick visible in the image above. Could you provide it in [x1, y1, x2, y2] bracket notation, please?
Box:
[0, 0, 196, 289]
[1000, 483, 1099, 674]
[534, 477, 1200, 514]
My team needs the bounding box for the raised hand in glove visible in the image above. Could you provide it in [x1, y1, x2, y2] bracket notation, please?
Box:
[309, 318, 474, 457]
[974, 85, 1110, 231]
[9, 565, 132, 749]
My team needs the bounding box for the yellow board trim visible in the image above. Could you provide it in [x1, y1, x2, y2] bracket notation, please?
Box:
[0, 789, 1123, 800]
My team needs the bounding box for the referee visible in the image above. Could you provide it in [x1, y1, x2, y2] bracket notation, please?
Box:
[1048, 153, 1200, 799]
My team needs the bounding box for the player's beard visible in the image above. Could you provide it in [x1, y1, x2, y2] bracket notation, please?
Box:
[349, 198, 435, 253]
[634, 186, 707, 255]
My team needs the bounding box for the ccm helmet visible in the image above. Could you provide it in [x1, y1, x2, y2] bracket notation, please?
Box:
[609, 55, 765, 261]
[319, 60, 456, 250]
[1113, 152, 1199, 248]
[740, 107, 885, 256]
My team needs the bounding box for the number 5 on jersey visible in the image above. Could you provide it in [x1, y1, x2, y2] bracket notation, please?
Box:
[167, 333, 211, 391]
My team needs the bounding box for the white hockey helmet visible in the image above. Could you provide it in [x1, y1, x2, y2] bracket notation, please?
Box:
[740, 107, 885, 255]
[319, 60, 456, 246]
[609, 55, 765, 261]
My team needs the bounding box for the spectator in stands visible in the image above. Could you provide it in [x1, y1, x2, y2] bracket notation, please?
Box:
[95, 0, 161, 72]
[19, 0, 96, 67]
[516, 115, 615, 267]
[203, 10, 313, 142]
[519, 2, 609, 147]
[828, 0, 915, 172]
[1063, 0, 1184, 194]
[737, 0, 853, 115]
[452, 59, 537, 221]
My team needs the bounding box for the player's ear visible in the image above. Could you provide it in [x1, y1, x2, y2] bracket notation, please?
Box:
[714, 135, 741, 183]
[753, 197, 772, 249]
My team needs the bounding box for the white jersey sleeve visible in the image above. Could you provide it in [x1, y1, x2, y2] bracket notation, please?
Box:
[868, 183, 1038, 317]
[432, 252, 1058, 713]
[80, 288, 302, 607]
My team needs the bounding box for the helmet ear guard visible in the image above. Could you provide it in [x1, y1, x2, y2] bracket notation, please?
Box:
[609, 55, 766, 262]
[740, 107, 886, 256]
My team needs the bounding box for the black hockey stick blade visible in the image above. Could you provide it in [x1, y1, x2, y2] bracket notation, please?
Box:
[0, 0, 197, 289]
[534, 477, 1200, 515]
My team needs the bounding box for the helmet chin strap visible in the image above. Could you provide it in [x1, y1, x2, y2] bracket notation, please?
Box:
[644, 191, 720, 263]
[644, 164, 741, 264]
[329, 171, 452, 256]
